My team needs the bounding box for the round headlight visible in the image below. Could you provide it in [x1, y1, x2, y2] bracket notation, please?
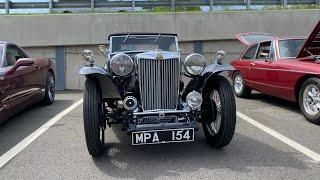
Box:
[186, 91, 203, 109]
[184, 53, 206, 75]
[110, 53, 134, 76]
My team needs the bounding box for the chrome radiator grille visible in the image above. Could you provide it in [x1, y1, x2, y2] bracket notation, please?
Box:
[138, 58, 180, 110]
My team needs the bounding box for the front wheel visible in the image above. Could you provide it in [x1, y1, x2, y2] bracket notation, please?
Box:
[83, 78, 106, 157]
[299, 77, 320, 125]
[233, 72, 251, 98]
[42, 71, 55, 105]
[202, 76, 236, 148]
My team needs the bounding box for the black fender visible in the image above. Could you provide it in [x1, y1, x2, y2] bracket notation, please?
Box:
[201, 63, 235, 76]
[79, 65, 121, 99]
[201, 64, 235, 98]
[182, 64, 235, 100]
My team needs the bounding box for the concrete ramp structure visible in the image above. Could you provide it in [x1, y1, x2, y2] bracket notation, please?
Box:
[0, 10, 319, 90]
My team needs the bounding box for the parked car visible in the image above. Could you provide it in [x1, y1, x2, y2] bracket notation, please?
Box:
[0, 42, 55, 124]
[230, 20, 320, 124]
[79, 33, 236, 157]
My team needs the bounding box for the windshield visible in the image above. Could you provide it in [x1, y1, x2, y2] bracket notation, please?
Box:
[110, 35, 178, 53]
[0, 45, 3, 67]
[278, 39, 306, 58]
[236, 33, 274, 46]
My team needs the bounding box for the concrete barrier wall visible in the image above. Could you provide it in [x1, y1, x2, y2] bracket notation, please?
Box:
[0, 10, 319, 46]
[1, 10, 319, 89]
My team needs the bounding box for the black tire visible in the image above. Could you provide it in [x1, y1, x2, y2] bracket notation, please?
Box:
[232, 71, 251, 98]
[42, 71, 55, 105]
[202, 76, 236, 148]
[298, 77, 320, 125]
[83, 78, 106, 157]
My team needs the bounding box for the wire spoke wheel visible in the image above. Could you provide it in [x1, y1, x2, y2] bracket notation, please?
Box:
[303, 84, 320, 117]
[48, 75, 55, 101]
[99, 103, 106, 145]
[234, 74, 243, 94]
[205, 90, 222, 136]
[233, 72, 251, 98]
[298, 77, 320, 125]
[202, 76, 236, 148]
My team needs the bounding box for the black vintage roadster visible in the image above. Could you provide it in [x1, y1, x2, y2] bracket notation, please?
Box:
[79, 33, 236, 157]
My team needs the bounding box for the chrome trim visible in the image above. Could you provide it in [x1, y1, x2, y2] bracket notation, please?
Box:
[133, 109, 190, 116]
[137, 56, 180, 110]
[246, 79, 294, 90]
[135, 123, 194, 129]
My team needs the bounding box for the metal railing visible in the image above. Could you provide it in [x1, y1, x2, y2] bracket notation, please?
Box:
[1, 0, 319, 14]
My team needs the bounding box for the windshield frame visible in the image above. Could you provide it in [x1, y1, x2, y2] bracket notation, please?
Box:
[277, 38, 306, 59]
[0, 44, 4, 68]
[109, 34, 179, 54]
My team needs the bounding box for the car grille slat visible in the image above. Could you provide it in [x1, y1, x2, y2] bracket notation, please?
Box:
[138, 58, 180, 110]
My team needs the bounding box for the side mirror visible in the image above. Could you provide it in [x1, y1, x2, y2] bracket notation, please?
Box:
[5, 58, 34, 75]
[16, 58, 34, 66]
[215, 50, 225, 65]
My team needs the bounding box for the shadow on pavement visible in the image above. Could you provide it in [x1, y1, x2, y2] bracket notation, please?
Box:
[247, 92, 300, 113]
[0, 99, 74, 156]
[93, 125, 308, 180]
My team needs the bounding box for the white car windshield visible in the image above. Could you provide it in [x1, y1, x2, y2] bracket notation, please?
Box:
[279, 39, 306, 58]
[111, 35, 178, 53]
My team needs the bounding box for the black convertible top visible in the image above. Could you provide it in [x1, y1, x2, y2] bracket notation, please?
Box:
[108, 33, 178, 40]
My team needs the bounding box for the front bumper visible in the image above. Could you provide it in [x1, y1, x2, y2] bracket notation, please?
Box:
[127, 121, 198, 132]
[127, 109, 199, 132]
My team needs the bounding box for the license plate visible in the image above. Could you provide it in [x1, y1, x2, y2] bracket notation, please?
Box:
[132, 128, 194, 145]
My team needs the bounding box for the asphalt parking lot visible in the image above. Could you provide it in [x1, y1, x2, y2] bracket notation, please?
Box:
[0, 91, 320, 179]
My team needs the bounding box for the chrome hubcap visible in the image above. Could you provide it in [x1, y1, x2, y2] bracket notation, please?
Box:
[48, 75, 55, 101]
[206, 90, 222, 136]
[303, 84, 320, 117]
[234, 75, 243, 94]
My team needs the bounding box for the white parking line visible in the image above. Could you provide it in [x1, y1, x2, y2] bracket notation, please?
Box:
[237, 111, 320, 162]
[0, 98, 83, 169]
[1, 100, 318, 168]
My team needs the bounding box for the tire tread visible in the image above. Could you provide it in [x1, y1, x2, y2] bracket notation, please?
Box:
[202, 76, 236, 148]
[83, 78, 105, 157]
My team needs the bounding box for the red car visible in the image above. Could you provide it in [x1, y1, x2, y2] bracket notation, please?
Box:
[0, 42, 55, 124]
[230, 20, 320, 124]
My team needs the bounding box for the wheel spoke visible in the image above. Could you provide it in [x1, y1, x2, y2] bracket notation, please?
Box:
[206, 90, 223, 136]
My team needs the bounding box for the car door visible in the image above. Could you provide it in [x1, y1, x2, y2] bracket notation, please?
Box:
[234, 44, 259, 87]
[248, 41, 277, 94]
[4, 45, 39, 109]
[18, 47, 46, 96]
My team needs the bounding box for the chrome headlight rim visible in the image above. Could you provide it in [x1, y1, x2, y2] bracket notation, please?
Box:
[186, 91, 203, 110]
[184, 53, 206, 76]
[110, 53, 134, 76]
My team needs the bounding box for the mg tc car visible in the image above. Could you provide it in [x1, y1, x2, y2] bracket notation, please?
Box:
[79, 33, 236, 157]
